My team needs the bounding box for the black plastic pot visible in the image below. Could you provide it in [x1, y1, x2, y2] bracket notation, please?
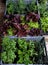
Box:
[1, 36, 48, 64]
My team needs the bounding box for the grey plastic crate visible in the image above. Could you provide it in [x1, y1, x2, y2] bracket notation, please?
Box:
[6, 0, 32, 4]
[1, 36, 48, 64]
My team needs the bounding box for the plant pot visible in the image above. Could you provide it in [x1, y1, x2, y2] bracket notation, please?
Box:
[0, 0, 6, 21]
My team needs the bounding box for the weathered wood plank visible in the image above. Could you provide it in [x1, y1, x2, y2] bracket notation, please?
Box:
[43, 35, 48, 56]
[43, 35, 48, 42]
[0, 0, 6, 21]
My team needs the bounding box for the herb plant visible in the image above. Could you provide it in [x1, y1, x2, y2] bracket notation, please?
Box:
[0, 14, 42, 37]
[41, 17, 48, 33]
[38, 0, 47, 4]
[1, 37, 16, 63]
[17, 39, 38, 64]
[26, 0, 38, 13]
[6, 0, 38, 14]
[39, 3, 47, 17]
[15, 0, 26, 14]
[6, 0, 26, 14]
[1, 37, 44, 64]
[6, 0, 16, 14]
[27, 20, 39, 29]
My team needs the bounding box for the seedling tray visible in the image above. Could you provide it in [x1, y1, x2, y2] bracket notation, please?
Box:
[1, 36, 48, 64]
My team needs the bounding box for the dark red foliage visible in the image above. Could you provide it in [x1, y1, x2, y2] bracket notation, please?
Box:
[12, 23, 21, 30]
[25, 12, 40, 22]
[13, 30, 18, 35]
[21, 24, 29, 30]
[17, 30, 27, 37]
[29, 28, 42, 36]
[11, 14, 21, 23]
[0, 14, 42, 37]
[4, 14, 14, 20]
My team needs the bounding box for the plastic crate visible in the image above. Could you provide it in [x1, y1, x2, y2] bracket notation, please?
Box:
[1, 36, 47, 64]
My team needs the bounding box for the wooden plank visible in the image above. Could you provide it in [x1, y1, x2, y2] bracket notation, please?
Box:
[43, 35, 48, 55]
[43, 35, 48, 42]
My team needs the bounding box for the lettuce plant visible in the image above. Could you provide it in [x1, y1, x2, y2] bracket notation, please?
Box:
[6, 0, 16, 14]
[26, 0, 38, 13]
[17, 39, 38, 64]
[1, 37, 16, 63]
[41, 17, 48, 33]
[1, 37, 44, 64]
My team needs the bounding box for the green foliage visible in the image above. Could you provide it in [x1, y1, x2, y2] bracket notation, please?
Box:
[6, 0, 38, 14]
[7, 26, 13, 36]
[38, 0, 48, 17]
[1, 37, 44, 64]
[20, 15, 39, 29]
[27, 20, 39, 29]
[39, 3, 47, 17]
[1, 37, 16, 63]
[16, 38, 44, 64]
[38, 0, 47, 4]
[41, 17, 48, 33]
[6, 0, 16, 14]
[6, 0, 26, 14]
[1, 51, 16, 63]
[6, 0, 47, 16]
[27, 0, 38, 13]
[17, 39, 38, 64]
[15, 0, 26, 14]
